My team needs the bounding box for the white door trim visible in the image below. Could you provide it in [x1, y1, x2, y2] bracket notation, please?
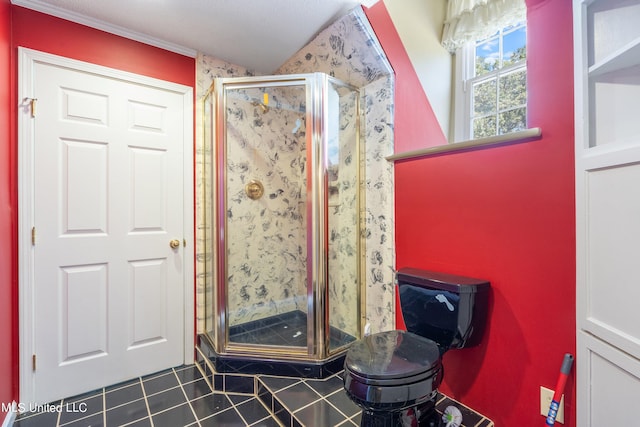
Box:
[17, 47, 194, 403]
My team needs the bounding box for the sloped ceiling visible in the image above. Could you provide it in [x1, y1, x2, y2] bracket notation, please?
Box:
[12, 0, 378, 73]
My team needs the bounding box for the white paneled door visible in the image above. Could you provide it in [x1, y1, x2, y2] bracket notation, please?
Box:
[18, 48, 193, 405]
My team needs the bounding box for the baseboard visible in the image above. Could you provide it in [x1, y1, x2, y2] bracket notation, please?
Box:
[1, 402, 16, 427]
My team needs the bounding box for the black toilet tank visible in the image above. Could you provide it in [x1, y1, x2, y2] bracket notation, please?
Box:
[396, 267, 490, 352]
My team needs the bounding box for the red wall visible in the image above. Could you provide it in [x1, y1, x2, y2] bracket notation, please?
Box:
[11, 7, 194, 84]
[0, 0, 14, 409]
[1, 5, 195, 406]
[367, 1, 576, 426]
[364, 5, 447, 153]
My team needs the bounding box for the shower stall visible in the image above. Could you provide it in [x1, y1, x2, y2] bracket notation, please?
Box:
[200, 73, 364, 376]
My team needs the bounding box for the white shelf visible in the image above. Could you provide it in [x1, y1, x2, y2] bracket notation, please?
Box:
[589, 36, 640, 77]
[586, 0, 640, 148]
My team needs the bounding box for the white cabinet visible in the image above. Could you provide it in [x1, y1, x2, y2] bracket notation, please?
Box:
[574, 1, 640, 425]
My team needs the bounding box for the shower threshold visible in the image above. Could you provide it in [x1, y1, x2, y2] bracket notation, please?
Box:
[199, 311, 356, 379]
[197, 334, 347, 379]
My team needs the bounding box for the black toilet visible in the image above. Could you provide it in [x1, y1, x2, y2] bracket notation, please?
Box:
[343, 268, 490, 426]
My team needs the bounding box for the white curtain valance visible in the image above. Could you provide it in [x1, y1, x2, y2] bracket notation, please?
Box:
[441, 0, 527, 53]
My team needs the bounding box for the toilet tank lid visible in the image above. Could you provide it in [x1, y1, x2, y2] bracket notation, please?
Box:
[397, 267, 490, 293]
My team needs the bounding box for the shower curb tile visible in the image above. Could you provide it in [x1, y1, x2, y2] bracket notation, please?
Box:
[227, 393, 253, 405]
[257, 381, 274, 413]
[196, 345, 226, 393]
[224, 374, 256, 394]
[273, 382, 320, 414]
[193, 352, 214, 392]
[213, 374, 224, 392]
[258, 375, 301, 393]
[272, 398, 291, 427]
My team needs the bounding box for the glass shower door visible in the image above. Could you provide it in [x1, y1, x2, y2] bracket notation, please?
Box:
[326, 78, 361, 354]
[219, 79, 311, 353]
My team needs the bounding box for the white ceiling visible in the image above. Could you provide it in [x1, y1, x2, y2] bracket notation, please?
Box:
[13, 0, 378, 73]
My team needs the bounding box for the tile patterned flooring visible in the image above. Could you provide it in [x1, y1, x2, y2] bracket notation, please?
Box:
[13, 365, 281, 427]
[12, 363, 494, 427]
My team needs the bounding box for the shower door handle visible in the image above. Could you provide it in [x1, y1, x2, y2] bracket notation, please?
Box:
[169, 239, 181, 249]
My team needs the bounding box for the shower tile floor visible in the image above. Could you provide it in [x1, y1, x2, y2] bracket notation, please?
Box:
[12, 364, 494, 427]
[228, 310, 356, 349]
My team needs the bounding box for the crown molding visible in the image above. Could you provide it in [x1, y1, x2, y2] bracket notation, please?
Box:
[11, 0, 197, 58]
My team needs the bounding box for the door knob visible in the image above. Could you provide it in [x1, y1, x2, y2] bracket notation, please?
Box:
[169, 239, 181, 249]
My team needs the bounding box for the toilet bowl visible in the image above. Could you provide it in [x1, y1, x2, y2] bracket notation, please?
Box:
[343, 268, 490, 426]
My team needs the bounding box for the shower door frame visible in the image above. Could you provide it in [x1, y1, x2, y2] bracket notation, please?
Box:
[208, 73, 363, 362]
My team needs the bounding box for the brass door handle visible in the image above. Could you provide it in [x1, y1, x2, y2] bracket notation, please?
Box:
[169, 239, 181, 249]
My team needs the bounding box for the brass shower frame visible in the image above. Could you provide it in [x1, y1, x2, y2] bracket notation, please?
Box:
[203, 73, 364, 363]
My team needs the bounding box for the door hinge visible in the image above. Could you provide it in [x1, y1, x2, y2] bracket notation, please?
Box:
[32, 354, 36, 371]
[31, 227, 36, 245]
[27, 97, 37, 118]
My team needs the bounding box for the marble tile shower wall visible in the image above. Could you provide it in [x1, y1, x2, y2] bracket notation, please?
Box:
[195, 6, 395, 335]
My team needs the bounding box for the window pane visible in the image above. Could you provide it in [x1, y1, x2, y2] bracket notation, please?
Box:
[502, 26, 526, 66]
[473, 79, 497, 116]
[499, 69, 526, 110]
[498, 107, 526, 135]
[463, 22, 527, 142]
[473, 116, 497, 139]
[475, 37, 499, 76]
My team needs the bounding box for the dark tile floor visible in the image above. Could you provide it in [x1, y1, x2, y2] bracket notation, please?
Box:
[12, 363, 494, 427]
[13, 365, 280, 427]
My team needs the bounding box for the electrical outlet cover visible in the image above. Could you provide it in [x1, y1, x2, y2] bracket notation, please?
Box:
[540, 386, 564, 424]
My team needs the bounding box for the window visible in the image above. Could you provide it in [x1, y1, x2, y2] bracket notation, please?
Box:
[454, 22, 527, 142]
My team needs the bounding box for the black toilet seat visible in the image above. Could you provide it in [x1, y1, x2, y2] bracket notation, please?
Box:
[345, 330, 441, 383]
[343, 330, 443, 410]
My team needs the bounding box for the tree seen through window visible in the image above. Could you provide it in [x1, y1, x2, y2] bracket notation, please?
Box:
[470, 23, 527, 139]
